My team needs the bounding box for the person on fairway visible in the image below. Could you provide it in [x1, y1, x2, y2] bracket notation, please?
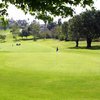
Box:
[56, 47, 59, 52]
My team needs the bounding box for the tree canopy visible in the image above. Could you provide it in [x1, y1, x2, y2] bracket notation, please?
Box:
[68, 10, 100, 48]
[0, 0, 94, 21]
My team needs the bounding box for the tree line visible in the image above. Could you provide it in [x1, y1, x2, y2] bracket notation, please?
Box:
[0, 9, 100, 48]
[9, 10, 100, 48]
[68, 10, 100, 48]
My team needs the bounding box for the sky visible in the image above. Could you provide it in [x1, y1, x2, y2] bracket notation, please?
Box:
[6, 0, 100, 24]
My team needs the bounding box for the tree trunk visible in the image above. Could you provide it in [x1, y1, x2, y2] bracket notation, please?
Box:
[87, 37, 92, 48]
[75, 39, 79, 47]
[65, 32, 68, 41]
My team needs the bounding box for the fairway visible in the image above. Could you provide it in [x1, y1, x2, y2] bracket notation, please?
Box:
[0, 39, 100, 100]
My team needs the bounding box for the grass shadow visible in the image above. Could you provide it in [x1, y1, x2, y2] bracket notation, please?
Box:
[69, 45, 100, 50]
[20, 38, 33, 41]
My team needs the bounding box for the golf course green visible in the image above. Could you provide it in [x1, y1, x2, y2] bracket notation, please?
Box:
[0, 38, 100, 100]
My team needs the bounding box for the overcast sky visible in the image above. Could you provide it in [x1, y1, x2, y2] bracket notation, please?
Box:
[6, 0, 100, 24]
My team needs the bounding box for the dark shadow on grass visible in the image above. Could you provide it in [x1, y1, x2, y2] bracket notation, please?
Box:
[20, 38, 33, 41]
[69, 45, 100, 50]
[0, 41, 6, 43]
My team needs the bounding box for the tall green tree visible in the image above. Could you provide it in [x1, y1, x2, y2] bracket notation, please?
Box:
[68, 15, 83, 47]
[81, 10, 100, 48]
[0, 17, 8, 30]
[62, 22, 68, 41]
[68, 10, 100, 48]
[51, 25, 62, 39]
[28, 22, 40, 41]
[11, 22, 20, 40]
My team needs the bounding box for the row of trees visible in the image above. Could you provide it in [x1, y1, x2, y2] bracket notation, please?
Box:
[1, 0, 99, 48]
[67, 10, 100, 48]
[11, 21, 40, 41]
[10, 10, 100, 48]
[46, 10, 100, 48]
[10, 20, 64, 41]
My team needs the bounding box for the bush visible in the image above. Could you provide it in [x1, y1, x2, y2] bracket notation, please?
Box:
[0, 34, 6, 42]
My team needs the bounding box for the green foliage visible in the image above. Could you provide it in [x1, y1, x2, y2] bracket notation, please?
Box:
[51, 25, 62, 39]
[0, 34, 6, 42]
[28, 22, 40, 41]
[68, 10, 100, 48]
[0, 1, 8, 16]
[62, 21, 68, 40]
[59, 34, 66, 41]
[47, 22, 56, 30]
[0, 17, 8, 30]
[19, 27, 29, 38]
[68, 15, 83, 40]
[10, 22, 20, 41]
[39, 29, 52, 39]
[0, 0, 94, 21]
[80, 10, 100, 38]
[0, 30, 7, 42]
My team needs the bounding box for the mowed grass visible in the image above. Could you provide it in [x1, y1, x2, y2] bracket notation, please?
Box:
[0, 39, 100, 100]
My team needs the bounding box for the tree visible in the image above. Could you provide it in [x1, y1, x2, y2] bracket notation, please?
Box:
[81, 10, 100, 48]
[0, 17, 8, 30]
[0, 34, 6, 42]
[10, 22, 20, 41]
[0, 0, 94, 21]
[58, 19, 62, 26]
[57, 19, 66, 41]
[51, 25, 62, 39]
[28, 22, 40, 41]
[39, 29, 52, 39]
[20, 27, 29, 39]
[68, 15, 83, 47]
[68, 10, 100, 48]
[62, 21, 68, 41]
[47, 22, 56, 30]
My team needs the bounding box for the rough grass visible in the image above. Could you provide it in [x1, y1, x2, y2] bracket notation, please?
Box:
[0, 39, 100, 100]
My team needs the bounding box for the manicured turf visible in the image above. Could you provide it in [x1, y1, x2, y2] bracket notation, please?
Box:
[0, 39, 100, 100]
